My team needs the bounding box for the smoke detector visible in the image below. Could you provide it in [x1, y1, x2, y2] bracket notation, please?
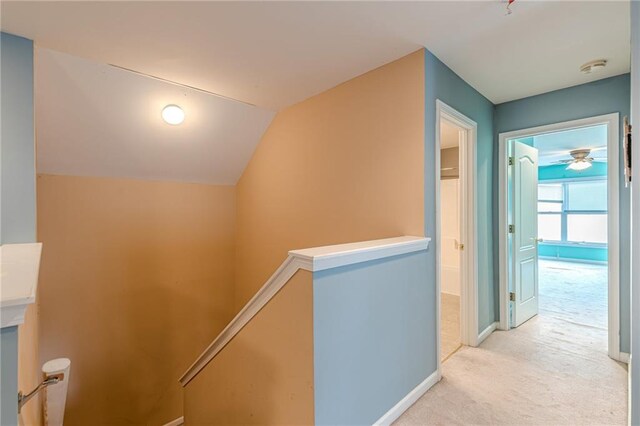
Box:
[580, 59, 607, 74]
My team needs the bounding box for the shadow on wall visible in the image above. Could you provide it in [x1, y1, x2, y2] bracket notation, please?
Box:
[234, 49, 426, 312]
[36, 175, 236, 425]
[183, 270, 314, 425]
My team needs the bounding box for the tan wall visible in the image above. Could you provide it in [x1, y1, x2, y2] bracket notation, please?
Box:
[235, 49, 425, 309]
[36, 174, 236, 426]
[18, 304, 42, 426]
[184, 270, 314, 425]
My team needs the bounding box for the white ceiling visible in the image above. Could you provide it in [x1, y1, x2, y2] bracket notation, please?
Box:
[1, 1, 631, 110]
[35, 48, 275, 184]
[528, 125, 608, 166]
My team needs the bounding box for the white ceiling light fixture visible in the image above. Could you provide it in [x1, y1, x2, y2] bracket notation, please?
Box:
[162, 104, 185, 125]
[553, 148, 602, 171]
[580, 59, 607, 74]
[566, 160, 593, 171]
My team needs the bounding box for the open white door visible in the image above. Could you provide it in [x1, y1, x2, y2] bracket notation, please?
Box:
[511, 141, 540, 327]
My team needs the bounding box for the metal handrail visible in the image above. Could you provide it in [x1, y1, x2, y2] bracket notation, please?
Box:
[17, 373, 64, 413]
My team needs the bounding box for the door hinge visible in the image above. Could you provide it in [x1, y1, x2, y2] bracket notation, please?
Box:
[509, 292, 516, 302]
[508, 224, 515, 234]
[508, 156, 515, 166]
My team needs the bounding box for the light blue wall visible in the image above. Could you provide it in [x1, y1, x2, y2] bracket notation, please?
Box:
[1, 327, 19, 426]
[628, 2, 639, 424]
[0, 32, 36, 426]
[1, 32, 36, 244]
[313, 251, 430, 425]
[425, 49, 497, 333]
[494, 74, 631, 352]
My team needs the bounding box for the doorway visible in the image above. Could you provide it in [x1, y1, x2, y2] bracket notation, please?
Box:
[435, 101, 478, 371]
[439, 119, 462, 361]
[498, 113, 621, 361]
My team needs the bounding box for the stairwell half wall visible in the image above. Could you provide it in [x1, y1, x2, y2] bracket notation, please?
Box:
[234, 49, 426, 311]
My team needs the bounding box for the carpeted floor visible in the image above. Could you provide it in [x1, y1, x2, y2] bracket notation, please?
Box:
[441, 293, 461, 361]
[396, 259, 627, 425]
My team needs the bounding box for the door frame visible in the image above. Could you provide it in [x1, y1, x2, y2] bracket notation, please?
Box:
[435, 100, 478, 374]
[498, 113, 621, 361]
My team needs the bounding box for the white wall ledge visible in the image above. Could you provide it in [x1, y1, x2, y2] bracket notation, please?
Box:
[179, 236, 429, 386]
[1, 243, 43, 328]
[290, 236, 430, 271]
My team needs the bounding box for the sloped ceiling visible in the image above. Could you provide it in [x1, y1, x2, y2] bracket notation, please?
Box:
[2, 1, 630, 109]
[35, 48, 275, 184]
[2, 2, 630, 184]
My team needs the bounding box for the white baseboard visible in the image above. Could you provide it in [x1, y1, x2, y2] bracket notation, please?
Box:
[477, 321, 498, 346]
[373, 370, 441, 426]
[628, 354, 632, 424]
[619, 352, 630, 364]
[163, 416, 184, 426]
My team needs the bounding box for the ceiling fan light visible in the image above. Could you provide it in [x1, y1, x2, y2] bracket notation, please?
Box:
[566, 160, 592, 171]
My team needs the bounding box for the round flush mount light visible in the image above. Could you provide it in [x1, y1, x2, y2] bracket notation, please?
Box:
[162, 104, 185, 125]
[580, 59, 607, 74]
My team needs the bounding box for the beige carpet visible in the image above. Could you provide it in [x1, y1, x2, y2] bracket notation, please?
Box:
[397, 260, 628, 425]
[441, 293, 461, 361]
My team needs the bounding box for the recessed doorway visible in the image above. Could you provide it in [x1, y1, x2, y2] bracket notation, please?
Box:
[439, 119, 462, 361]
[498, 113, 622, 361]
[435, 101, 479, 372]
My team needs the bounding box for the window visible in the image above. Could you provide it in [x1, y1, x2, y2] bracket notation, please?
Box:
[539, 214, 562, 241]
[538, 183, 563, 242]
[537, 180, 607, 245]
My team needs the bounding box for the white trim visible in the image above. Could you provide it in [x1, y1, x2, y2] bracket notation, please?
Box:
[477, 321, 498, 345]
[372, 370, 441, 426]
[0, 243, 43, 328]
[179, 236, 430, 386]
[619, 352, 630, 364]
[498, 135, 509, 331]
[162, 417, 184, 426]
[179, 255, 303, 386]
[288, 236, 429, 271]
[498, 113, 621, 361]
[435, 100, 479, 383]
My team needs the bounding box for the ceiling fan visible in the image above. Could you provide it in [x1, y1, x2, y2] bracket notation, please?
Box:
[552, 148, 606, 171]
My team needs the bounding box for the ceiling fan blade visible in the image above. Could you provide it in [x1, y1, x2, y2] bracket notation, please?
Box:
[543, 149, 575, 156]
[541, 146, 607, 156]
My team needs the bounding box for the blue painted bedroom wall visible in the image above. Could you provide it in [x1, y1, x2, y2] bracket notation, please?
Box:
[539, 162, 607, 180]
[538, 163, 608, 262]
[425, 49, 497, 333]
[313, 251, 431, 425]
[539, 244, 607, 262]
[494, 74, 631, 352]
